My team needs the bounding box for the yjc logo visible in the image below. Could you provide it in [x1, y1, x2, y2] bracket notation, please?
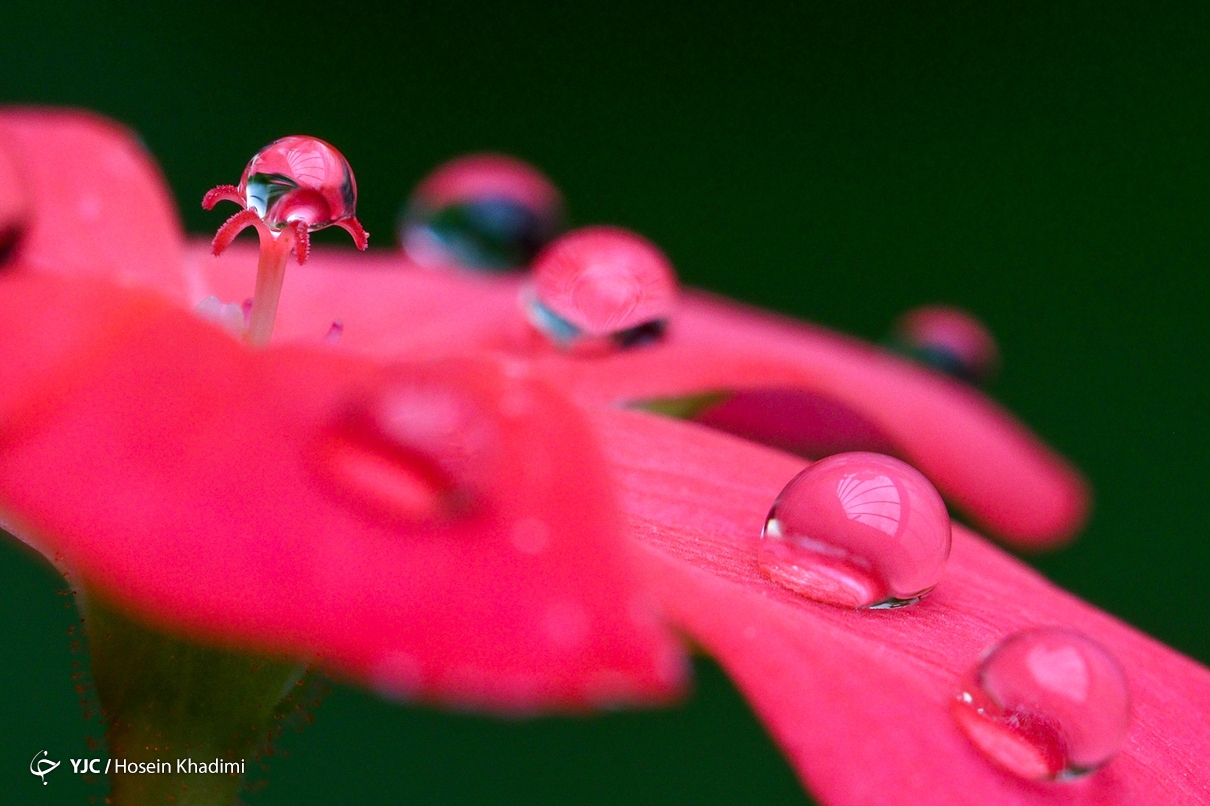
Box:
[29, 750, 60, 785]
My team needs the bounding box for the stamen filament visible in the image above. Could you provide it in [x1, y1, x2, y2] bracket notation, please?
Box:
[245, 227, 295, 348]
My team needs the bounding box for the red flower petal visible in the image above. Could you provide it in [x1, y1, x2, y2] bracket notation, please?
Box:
[0, 109, 186, 299]
[0, 274, 684, 712]
[0, 136, 27, 253]
[205, 242, 1086, 548]
[596, 406, 1210, 805]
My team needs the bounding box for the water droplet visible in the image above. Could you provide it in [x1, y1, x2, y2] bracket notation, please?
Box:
[238, 136, 358, 231]
[759, 452, 950, 609]
[525, 226, 677, 351]
[316, 380, 496, 523]
[400, 154, 564, 271]
[890, 305, 999, 385]
[953, 627, 1130, 781]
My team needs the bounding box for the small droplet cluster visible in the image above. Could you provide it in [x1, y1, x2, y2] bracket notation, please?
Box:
[757, 450, 1129, 780]
[400, 158, 679, 352]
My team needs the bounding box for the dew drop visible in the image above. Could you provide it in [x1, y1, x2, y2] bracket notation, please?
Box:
[238, 136, 358, 231]
[759, 452, 950, 609]
[953, 627, 1130, 781]
[525, 226, 677, 352]
[400, 154, 564, 271]
[890, 305, 999, 385]
[316, 380, 495, 523]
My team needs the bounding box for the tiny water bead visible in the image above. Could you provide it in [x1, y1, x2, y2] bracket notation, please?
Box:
[400, 154, 564, 271]
[953, 627, 1130, 781]
[890, 305, 999, 385]
[759, 452, 951, 609]
[525, 226, 677, 351]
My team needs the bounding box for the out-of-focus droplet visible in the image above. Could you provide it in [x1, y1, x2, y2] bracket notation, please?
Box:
[759, 452, 951, 609]
[317, 380, 496, 523]
[400, 154, 564, 271]
[953, 627, 1131, 781]
[890, 305, 999, 385]
[526, 226, 677, 352]
[238, 136, 358, 231]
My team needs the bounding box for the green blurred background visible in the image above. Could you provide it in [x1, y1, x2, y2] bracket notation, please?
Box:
[1, 2, 1207, 803]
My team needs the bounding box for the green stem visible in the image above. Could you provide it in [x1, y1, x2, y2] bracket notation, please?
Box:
[85, 593, 306, 806]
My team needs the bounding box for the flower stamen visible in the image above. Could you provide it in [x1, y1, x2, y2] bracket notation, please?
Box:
[202, 136, 368, 348]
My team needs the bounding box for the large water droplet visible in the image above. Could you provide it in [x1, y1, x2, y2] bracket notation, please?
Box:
[759, 452, 950, 609]
[317, 380, 496, 523]
[890, 305, 999, 385]
[238, 136, 358, 231]
[526, 226, 677, 352]
[953, 627, 1130, 781]
[400, 154, 564, 271]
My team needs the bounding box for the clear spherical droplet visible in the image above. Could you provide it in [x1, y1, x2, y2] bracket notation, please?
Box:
[759, 452, 951, 609]
[526, 226, 677, 351]
[953, 627, 1130, 781]
[238, 136, 358, 231]
[891, 305, 1000, 385]
[401, 154, 564, 271]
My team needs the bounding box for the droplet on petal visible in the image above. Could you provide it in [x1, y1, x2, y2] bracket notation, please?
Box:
[400, 154, 564, 271]
[526, 226, 677, 352]
[952, 627, 1130, 781]
[891, 305, 1000, 385]
[238, 136, 359, 231]
[759, 452, 951, 609]
[315, 378, 498, 524]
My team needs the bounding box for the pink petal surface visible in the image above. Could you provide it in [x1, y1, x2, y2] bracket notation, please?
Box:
[0, 136, 27, 245]
[194, 241, 1086, 548]
[597, 406, 1210, 805]
[0, 109, 187, 299]
[0, 275, 684, 712]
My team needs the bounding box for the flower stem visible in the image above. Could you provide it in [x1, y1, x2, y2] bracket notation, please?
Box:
[84, 593, 307, 806]
[245, 229, 294, 348]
